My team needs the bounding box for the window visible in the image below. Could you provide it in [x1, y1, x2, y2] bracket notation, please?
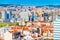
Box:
[6, 14, 9, 19]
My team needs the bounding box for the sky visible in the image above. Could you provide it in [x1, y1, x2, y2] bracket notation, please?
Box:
[0, 0, 60, 6]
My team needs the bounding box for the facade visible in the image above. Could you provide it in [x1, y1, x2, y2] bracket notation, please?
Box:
[0, 10, 12, 22]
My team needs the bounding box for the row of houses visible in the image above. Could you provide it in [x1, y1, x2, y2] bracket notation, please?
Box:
[0, 5, 60, 22]
[0, 6, 35, 22]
